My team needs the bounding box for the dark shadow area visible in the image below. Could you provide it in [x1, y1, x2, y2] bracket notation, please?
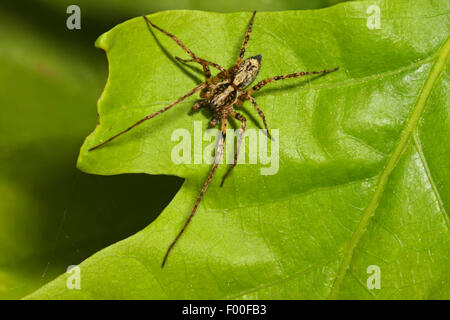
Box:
[0, 1, 133, 46]
[2, 141, 183, 287]
[55, 172, 182, 263]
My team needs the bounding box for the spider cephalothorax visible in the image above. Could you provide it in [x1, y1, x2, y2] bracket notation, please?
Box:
[232, 54, 262, 88]
[89, 11, 338, 267]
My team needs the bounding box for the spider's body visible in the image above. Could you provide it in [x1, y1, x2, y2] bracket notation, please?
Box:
[206, 81, 239, 112]
[89, 12, 338, 267]
[200, 55, 262, 119]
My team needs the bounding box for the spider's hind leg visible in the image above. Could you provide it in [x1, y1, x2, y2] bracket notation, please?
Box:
[220, 112, 247, 187]
[161, 117, 228, 267]
[245, 94, 272, 140]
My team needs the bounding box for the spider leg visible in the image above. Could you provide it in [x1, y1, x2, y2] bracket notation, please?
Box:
[244, 94, 272, 140]
[234, 11, 257, 69]
[89, 83, 206, 151]
[175, 57, 226, 73]
[176, 57, 227, 83]
[143, 15, 198, 60]
[191, 101, 204, 111]
[248, 67, 339, 95]
[220, 112, 246, 187]
[143, 16, 215, 81]
[209, 115, 219, 127]
[162, 117, 228, 267]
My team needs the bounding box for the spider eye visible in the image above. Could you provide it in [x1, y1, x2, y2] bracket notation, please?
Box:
[253, 54, 262, 63]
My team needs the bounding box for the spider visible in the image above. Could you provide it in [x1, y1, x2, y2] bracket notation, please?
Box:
[89, 11, 339, 267]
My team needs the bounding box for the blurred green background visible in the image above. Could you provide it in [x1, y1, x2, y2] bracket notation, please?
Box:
[0, 0, 350, 299]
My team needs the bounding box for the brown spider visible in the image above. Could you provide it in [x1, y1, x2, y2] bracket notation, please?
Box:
[89, 11, 338, 267]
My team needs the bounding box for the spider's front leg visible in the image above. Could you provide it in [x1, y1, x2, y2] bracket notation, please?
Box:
[176, 57, 226, 74]
[176, 57, 214, 82]
[176, 57, 228, 84]
[248, 67, 339, 95]
[233, 11, 257, 69]
[143, 15, 224, 83]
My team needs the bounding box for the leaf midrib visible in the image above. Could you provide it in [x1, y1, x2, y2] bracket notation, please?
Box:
[328, 36, 450, 299]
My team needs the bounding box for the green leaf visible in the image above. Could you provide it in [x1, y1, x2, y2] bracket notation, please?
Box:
[28, 0, 449, 299]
